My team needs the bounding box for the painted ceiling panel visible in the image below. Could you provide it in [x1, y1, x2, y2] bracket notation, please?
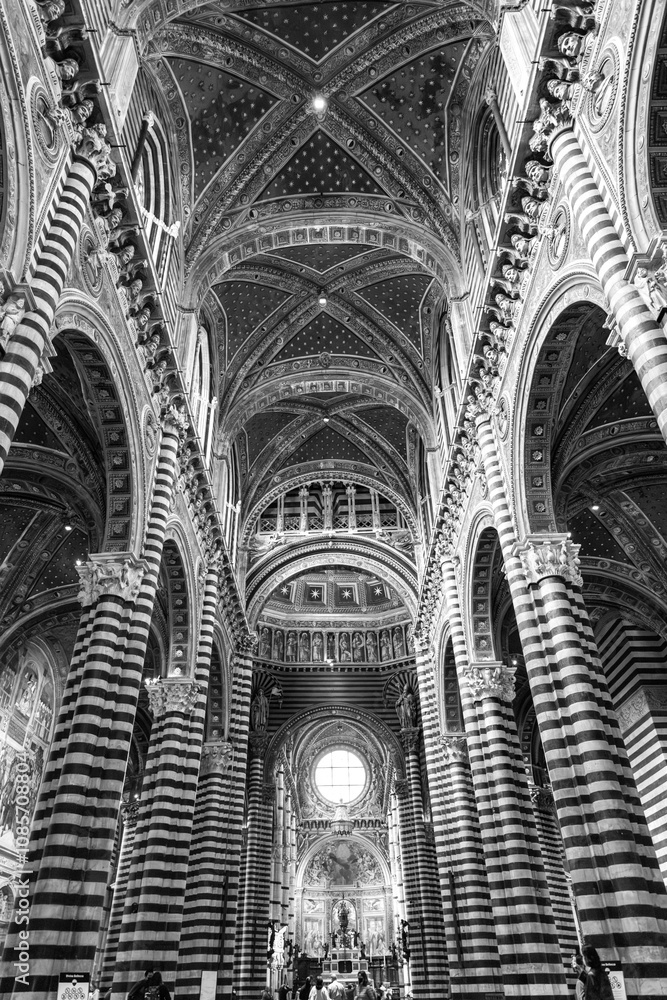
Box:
[273, 314, 381, 362]
[588, 370, 653, 429]
[568, 507, 628, 562]
[623, 483, 667, 547]
[167, 57, 277, 198]
[260, 131, 385, 199]
[14, 401, 66, 451]
[356, 272, 431, 350]
[26, 529, 88, 597]
[359, 45, 463, 177]
[356, 406, 408, 459]
[265, 245, 375, 271]
[235, 2, 396, 62]
[283, 426, 370, 467]
[0, 507, 36, 563]
[214, 280, 292, 363]
[246, 410, 297, 463]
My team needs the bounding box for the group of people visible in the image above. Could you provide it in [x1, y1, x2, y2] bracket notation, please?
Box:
[272, 971, 390, 1000]
[572, 945, 614, 1000]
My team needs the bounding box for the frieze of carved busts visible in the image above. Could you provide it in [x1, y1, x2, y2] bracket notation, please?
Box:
[77, 553, 146, 606]
[439, 735, 468, 764]
[200, 740, 234, 776]
[515, 536, 583, 588]
[146, 677, 200, 718]
[464, 662, 516, 704]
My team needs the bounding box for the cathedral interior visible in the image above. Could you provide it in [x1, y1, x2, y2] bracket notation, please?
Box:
[1, 0, 667, 998]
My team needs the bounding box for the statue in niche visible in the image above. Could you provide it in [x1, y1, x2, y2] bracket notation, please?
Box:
[352, 632, 364, 662]
[259, 626, 271, 659]
[286, 631, 297, 662]
[15, 669, 38, 718]
[365, 633, 378, 662]
[339, 633, 351, 662]
[392, 627, 405, 659]
[380, 630, 392, 662]
[327, 633, 336, 660]
[396, 684, 417, 730]
[299, 631, 310, 662]
[250, 687, 269, 731]
[273, 629, 284, 661]
[312, 632, 323, 662]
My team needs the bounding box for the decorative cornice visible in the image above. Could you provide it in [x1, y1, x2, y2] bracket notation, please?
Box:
[464, 662, 516, 704]
[145, 677, 200, 718]
[200, 740, 234, 776]
[514, 535, 583, 588]
[617, 687, 667, 734]
[77, 552, 147, 607]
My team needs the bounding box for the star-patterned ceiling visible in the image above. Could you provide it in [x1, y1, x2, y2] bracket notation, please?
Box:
[235, 2, 397, 62]
[140, 0, 484, 576]
[260, 132, 386, 199]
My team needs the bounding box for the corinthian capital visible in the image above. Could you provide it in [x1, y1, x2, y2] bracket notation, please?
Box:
[399, 726, 421, 754]
[439, 735, 468, 764]
[514, 535, 583, 588]
[248, 730, 270, 760]
[464, 662, 516, 703]
[77, 552, 146, 606]
[200, 740, 234, 776]
[145, 677, 200, 718]
[75, 124, 115, 180]
[484, 85, 498, 107]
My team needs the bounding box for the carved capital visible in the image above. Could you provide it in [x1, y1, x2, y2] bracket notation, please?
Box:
[261, 782, 276, 806]
[161, 399, 190, 436]
[200, 740, 234, 776]
[400, 726, 421, 754]
[121, 800, 140, 824]
[393, 778, 409, 799]
[248, 730, 270, 760]
[514, 535, 583, 588]
[484, 85, 498, 107]
[464, 662, 516, 703]
[439, 735, 468, 764]
[145, 677, 200, 718]
[77, 552, 146, 606]
[74, 125, 115, 181]
[530, 784, 555, 812]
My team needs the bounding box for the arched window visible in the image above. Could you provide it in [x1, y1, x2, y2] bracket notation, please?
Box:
[135, 117, 177, 279]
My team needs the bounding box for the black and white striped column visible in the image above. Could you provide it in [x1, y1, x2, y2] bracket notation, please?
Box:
[0, 128, 115, 472]
[551, 126, 667, 443]
[111, 677, 201, 997]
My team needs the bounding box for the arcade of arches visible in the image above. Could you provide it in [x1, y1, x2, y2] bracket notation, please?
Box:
[2, 1, 667, 999]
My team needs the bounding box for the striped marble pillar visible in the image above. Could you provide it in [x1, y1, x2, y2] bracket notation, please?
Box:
[111, 677, 201, 998]
[513, 536, 667, 989]
[395, 729, 448, 1000]
[0, 128, 114, 473]
[100, 802, 141, 992]
[551, 125, 667, 443]
[412, 645, 499, 996]
[236, 731, 274, 999]
[0, 407, 186, 1000]
[463, 662, 567, 997]
[472, 400, 667, 995]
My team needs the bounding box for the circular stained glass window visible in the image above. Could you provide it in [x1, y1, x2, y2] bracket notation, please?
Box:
[315, 749, 366, 804]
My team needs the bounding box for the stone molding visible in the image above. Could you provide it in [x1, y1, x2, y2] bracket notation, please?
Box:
[200, 740, 234, 776]
[146, 677, 200, 718]
[514, 535, 583, 588]
[464, 661, 516, 704]
[77, 552, 147, 607]
[439, 735, 468, 764]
